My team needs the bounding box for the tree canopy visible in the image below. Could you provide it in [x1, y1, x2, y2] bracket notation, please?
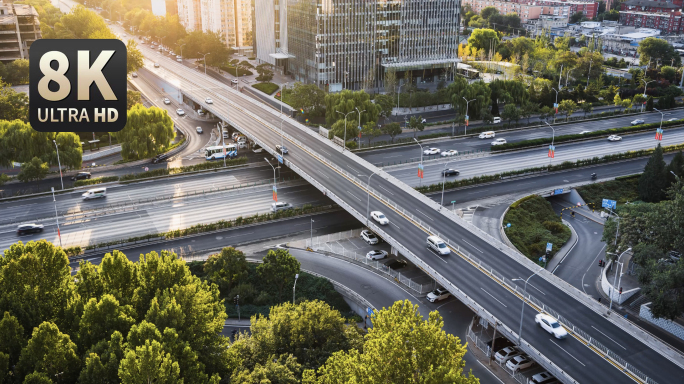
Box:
[114, 104, 175, 160]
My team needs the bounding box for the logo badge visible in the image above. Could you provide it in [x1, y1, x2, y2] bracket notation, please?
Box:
[29, 39, 127, 132]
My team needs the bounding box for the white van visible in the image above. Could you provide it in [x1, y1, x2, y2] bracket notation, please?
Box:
[427, 235, 450, 255]
[479, 131, 495, 139]
[82, 188, 107, 200]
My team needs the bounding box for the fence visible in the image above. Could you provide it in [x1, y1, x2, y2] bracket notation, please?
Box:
[162, 55, 668, 383]
[467, 327, 542, 384]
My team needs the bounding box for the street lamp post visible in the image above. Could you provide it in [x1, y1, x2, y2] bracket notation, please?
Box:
[653, 108, 667, 133]
[202, 53, 211, 75]
[359, 172, 377, 226]
[440, 161, 453, 206]
[51, 187, 63, 248]
[462, 97, 476, 136]
[610, 247, 632, 310]
[336, 110, 356, 152]
[310, 219, 314, 247]
[396, 83, 403, 117]
[413, 138, 424, 187]
[355, 107, 366, 147]
[179, 44, 186, 62]
[551, 87, 559, 124]
[544, 120, 556, 161]
[280, 83, 288, 150]
[220, 122, 227, 167]
[513, 268, 543, 345]
[293, 273, 299, 304]
[264, 158, 277, 192]
[53, 140, 64, 190]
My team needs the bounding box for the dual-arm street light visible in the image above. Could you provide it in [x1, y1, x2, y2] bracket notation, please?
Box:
[544, 120, 556, 161]
[653, 108, 669, 133]
[202, 53, 211, 75]
[293, 273, 299, 304]
[359, 172, 377, 226]
[512, 268, 543, 345]
[355, 107, 366, 147]
[551, 87, 559, 123]
[440, 161, 453, 207]
[609, 247, 632, 310]
[413, 138, 424, 187]
[462, 97, 476, 135]
[336, 110, 356, 152]
[53, 140, 64, 190]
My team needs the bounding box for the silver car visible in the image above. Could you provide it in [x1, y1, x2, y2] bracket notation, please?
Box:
[271, 202, 293, 212]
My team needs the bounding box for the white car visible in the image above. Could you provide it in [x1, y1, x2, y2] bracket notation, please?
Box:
[271, 202, 293, 212]
[667, 118, 679, 122]
[607, 135, 622, 142]
[528, 371, 557, 384]
[506, 355, 535, 372]
[426, 288, 451, 303]
[631, 119, 645, 125]
[427, 235, 450, 255]
[491, 138, 507, 146]
[176, 109, 185, 116]
[535, 313, 568, 339]
[197, 109, 205, 116]
[579, 130, 591, 134]
[494, 346, 522, 364]
[440, 149, 459, 157]
[131, 72, 138, 78]
[492, 117, 502, 124]
[361, 230, 379, 245]
[205, 97, 213, 104]
[153, 63, 160, 68]
[196, 127, 203, 134]
[366, 250, 388, 260]
[423, 148, 440, 155]
[231, 79, 239, 85]
[163, 98, 171, 105]
[370, 211, 389, 225]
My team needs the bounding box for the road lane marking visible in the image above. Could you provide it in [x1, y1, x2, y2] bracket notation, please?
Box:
[581, 244, 606, 295]
[461, 239, 483, 253]
[550, 339, 586, 366]
[415, 209, 434, 221]
[436, 300, 453, 310]
[390, 222, 401, 230]
[591, 326, 627, 350]
[347, 191, 362, 202]
[377, 184, 395, 196]
[347, 165, 360, 174]
[480, 288, 507, 307]
[383, 155, 402, 159]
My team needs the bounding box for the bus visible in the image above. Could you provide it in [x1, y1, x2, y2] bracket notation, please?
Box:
[205, 144, 237, 160]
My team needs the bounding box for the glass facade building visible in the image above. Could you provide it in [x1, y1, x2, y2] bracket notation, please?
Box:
[286, 0, 460, 91]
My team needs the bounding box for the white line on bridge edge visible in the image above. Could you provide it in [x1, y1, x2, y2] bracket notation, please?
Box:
[461, 239, 483, 253]
[591, 326, 627, 350]
[550, 339, 586, 366]
[480, 288, 507, 307]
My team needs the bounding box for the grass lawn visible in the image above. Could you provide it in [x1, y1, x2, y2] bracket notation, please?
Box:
[252, 82, 279, 95]
[219, 64, 253, 76]
[275, 88, 294, 107]
[188, 261, 360, 321]
[576, 175, 640, 209]
[503, 195, 571, 262]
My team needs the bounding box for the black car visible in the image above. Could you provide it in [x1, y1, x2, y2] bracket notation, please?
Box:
[442, 169, 460, 176]
[71, 172, 91, 181]
[17, 224, 44, 236]
[152, 153, 169, 164]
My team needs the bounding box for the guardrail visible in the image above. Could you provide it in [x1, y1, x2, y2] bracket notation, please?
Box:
[155, 56, 676, 380]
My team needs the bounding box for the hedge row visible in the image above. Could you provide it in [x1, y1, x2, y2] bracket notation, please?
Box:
[416, 142, 684, 194]
[491, 119, 682, 151]
[118, 157, 248, 182]
[74, 176, 120, 187]
[83, 204, 334, 251]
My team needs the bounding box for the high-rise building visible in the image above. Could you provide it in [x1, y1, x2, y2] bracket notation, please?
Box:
[280, 0, 460, 91]
[255, 0, 288, 66]
[201, 0, 237, 46]
[178, 0, 202, 31]
[235, 0, 253, 48]
[0, 2, 41, 63]
[152, 0, 167, 16]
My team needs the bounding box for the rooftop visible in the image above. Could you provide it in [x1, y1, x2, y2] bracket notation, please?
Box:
[623, 0, 681, 9]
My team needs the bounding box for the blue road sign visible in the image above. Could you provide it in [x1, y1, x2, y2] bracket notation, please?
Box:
[602, 199, 617, 209]
[554, 188, 564, 195]
[506, 223, 511, 228]
[546, 242, 553, 252]
[277, 154, 283, 164]
[367, 307, 374, 317]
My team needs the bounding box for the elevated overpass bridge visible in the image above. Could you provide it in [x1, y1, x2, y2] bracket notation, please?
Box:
[140, 53, 684, 384]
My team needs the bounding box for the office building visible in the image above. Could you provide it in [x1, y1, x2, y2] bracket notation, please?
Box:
[274, 0, 460, 92]
[200, 0, 237, 46]
[178, 0, 202, 31]
[0, 2, 40, 63]
[254, 0, 288, 67]
[152, 0, 167, 16]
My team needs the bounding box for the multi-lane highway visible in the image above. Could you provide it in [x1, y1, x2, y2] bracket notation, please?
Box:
[120, 41, 684, 384]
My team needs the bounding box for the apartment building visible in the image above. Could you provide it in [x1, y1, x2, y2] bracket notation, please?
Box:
[177, 0, 202, 31]
[620, 0, 683, 12]
[200, 0, 236, 46]
[0, 2, 40, 64]
[508, 0, 599, 19]
[151, 0, 167, 16]
[620, 10, 684, 34]
[463, 0, 544, 22]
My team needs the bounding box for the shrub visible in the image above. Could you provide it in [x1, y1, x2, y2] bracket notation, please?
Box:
[74, 176, 119, 187]
[64, 246, 82, 257]
[252, 82, 279, 95]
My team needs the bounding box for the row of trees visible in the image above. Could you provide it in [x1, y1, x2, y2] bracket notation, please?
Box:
[602, 147, 684, 320]
[463, 5, 521, 33]
[0, 240, 478, 383]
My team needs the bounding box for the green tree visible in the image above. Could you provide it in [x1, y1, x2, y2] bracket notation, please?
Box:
[638, 37, 681, 68]
[3, 59, 29, 84]
[126, 39, 144, 74]
[127, 90, 142, 110]
[384, 69, 397, 94]
[0, 81, 29, 121]
[646, 96, 654, 111]
[581, 102, 593, 117]
[380, 122, 402, 143]
[362, 122, 381, 147]
[373, 94, 395, 123]
[0, 173, 9, 186]
[78, 331, 126, 384]
[407, 116, 425, 138]
[317, 300, 478, 384]
[231, 354, 300, 384]
[289, 82, 326, 116]
[0, 121, 81, 169]
[203, 247, 248, 293]
[324, 90, 380, 128]
[480, 6, 499, 22]
[660, 66, 676, 82]
[521, 101, 538, 124]
[0, 311, 25, 369]
[329, 119, 359, 143]
[667, 150, 684, 185]
[501, 104, 520, 126]
[558, 99, 577, 121]
[17, 157, 49, 183]
[256, 63, 274, 82]
[256, 249, 301, 301]
[638, 143, 668, 202]
[0, 240, 77, 337]
[78, 295, 136, 350]
[22, 372, 53, 384]
[569, 11, 585, 23]
[16, 322, 81, 383]
[118, 340, 182, 384]
[467, 28, 499, 53]
[114, 105, 175, 160]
